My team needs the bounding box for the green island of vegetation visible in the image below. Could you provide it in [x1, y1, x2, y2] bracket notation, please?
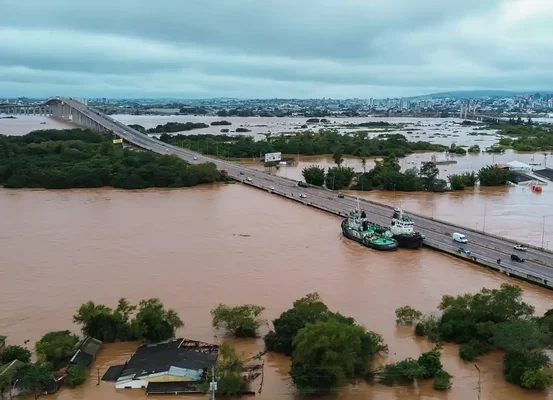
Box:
[403, 284, 553, 390]
[159, 129, 447, 159]
[0, 129, 226, 189]
[486, 117, 553, 152]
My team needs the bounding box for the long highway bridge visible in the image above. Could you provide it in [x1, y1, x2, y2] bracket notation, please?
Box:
[5, 98, 553, 289]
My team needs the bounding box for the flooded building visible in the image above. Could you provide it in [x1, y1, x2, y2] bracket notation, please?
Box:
[104, 339, 218, 393]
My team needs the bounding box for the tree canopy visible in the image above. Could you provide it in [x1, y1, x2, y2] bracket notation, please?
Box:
[133, 299, 184, 343]
[160, 130, 446, 159]
[264, 293, 345, 356]
[0, 129, 224, 189]
[35, 331, 79, 368]
[478, 165, 516, 186]
[0, 345, 31, 364]
[73, 298, 183, 343]
[211, 304, 265, 337]
[148, 122, 208, 133]
[302, 165, 325, 186]
[409, 284, 553, 389]
[202, 342, 248, 395]
[65, 364, 88, 388]
[14, 364, 52, 399]
[394, 306, 423, 326]
[290, 319, 387, 393]
[325, 166, 354, 190]
[378, 348, 449, 388]
[73, 298, 136, 342]
[447, 172, 477, 190]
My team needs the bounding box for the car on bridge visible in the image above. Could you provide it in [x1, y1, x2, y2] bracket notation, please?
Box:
[458, 247, 471, 255]
[299, 194, 307, 199]
[246, 177, 252, 182]
[514, 244, 528, 251]
[511, 254, 525, 262]
[338, 193, 345, 198]
[193, 156, 198, 160]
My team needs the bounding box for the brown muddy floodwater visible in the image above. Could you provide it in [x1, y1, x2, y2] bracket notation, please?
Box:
[2, 184, 553, 400]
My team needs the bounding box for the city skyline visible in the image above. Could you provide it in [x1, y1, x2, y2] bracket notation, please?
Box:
[1, 0, 552, 98]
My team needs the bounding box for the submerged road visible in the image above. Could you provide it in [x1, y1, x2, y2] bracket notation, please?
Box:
[62, 99, 553, 285]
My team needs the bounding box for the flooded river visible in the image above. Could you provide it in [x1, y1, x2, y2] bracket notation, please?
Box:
[2, 185, 553, 400]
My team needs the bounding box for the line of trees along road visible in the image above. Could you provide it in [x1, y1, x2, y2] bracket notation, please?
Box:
[302, 154, 514, 191]
[0, 129, 225, 189]
[160, 130, 447, 159]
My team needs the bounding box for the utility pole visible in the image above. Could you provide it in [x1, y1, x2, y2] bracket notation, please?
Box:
[542, 216, 546, 248]
[474, 364, 481, 400]
[483, 204, 487, 232]
[210, 366, 217, 400]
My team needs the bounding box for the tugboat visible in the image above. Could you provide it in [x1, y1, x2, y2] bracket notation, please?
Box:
[380, 208, 425, 249]
[341, 204, 398, 251]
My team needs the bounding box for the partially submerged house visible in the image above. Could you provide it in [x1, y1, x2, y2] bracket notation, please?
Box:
[45, 336, 103, 395]
[105, 339, 219, 393]
[70, 336, 103, 368]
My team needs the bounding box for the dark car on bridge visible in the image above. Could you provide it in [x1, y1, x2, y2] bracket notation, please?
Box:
[458, 247, 471, 255]
[511, 254, 525, 262]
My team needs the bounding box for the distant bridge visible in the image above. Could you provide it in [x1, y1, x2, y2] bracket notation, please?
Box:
[2, 98, 553, 290]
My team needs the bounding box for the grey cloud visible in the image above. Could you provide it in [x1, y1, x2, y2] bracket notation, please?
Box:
[0, 0, 551, 98]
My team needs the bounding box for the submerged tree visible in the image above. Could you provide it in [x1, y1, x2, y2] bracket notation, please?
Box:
[0, 345, 32, 364]
[211, 304, 265, 337]
[395, 306, 423, 326]
[264, 293, 334, 355]
[65, 364, 88, 388]
[325, 166, 354, 190]
[133, 298, 184, 342]
[14, 364, 53, 400]
[73, 298, 136, 342]
[290, 319, 387, 393]
[301, 165, 325, 186]
[202, 342, 248, 395]
[35, 331, 79, 368]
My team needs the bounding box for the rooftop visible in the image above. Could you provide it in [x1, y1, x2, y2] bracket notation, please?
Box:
[118, 339, 219, 379]
[0, 360, 25, 379]
[507, 160, 532, 169]
[534, 168, 553, 181]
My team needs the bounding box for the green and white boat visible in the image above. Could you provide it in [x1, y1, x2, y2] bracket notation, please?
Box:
[341, 205, 398, 251]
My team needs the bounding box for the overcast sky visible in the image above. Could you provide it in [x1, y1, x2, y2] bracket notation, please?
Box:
[1, 0, 552, 99]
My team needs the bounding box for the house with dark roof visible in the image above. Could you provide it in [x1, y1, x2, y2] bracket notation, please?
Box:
[70, 336, 102, 368]
[113, 339, 218, 390]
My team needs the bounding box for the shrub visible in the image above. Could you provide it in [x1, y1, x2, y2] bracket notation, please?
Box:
[433, 370, 452, 390]
[65, 365, 88, 388]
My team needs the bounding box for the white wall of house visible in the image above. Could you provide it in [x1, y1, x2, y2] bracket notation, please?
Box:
[115, 367, 203, 389]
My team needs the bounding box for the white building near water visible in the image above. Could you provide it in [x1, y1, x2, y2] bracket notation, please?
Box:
[506, 161, 532, 172]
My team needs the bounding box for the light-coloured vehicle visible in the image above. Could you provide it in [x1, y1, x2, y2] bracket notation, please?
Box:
[452, 232, 468, 243]
[246, 177, 252, 182]
[299, 194, 307, 198]
[193, 156, 198, 160]
[514, 244, 527, 251]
